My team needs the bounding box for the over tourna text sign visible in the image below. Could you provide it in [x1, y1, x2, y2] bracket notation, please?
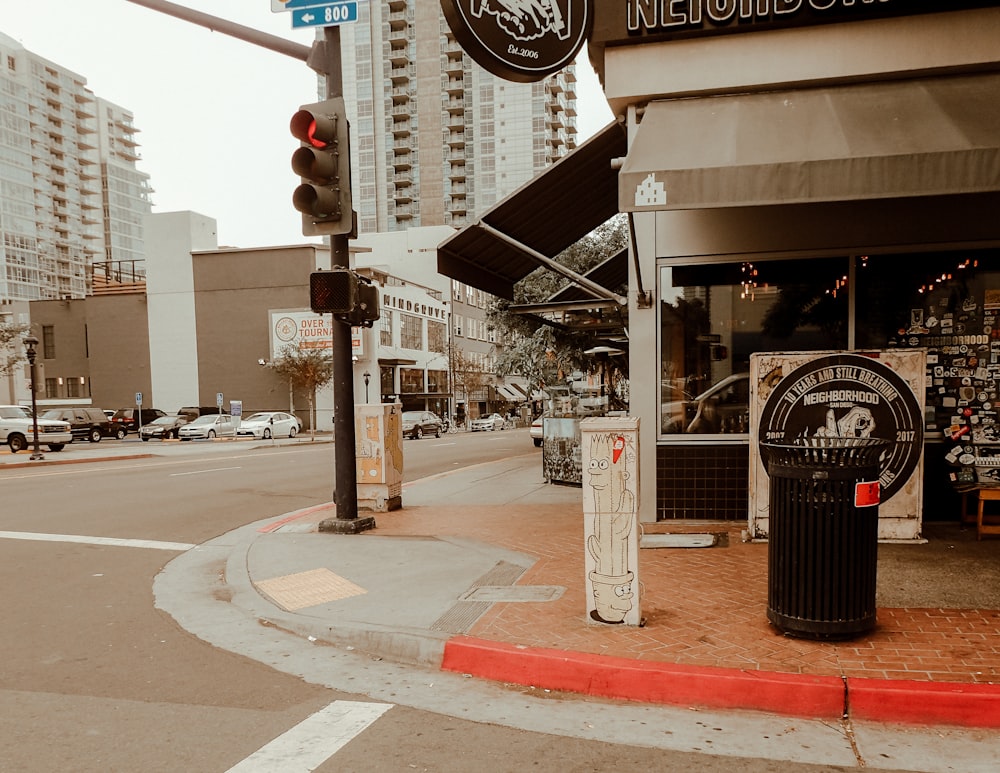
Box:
[441, 0, 590, 82]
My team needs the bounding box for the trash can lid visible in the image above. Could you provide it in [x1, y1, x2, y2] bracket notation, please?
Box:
[761, 437, 889, 468]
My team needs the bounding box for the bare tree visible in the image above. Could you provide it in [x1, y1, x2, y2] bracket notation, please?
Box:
[447, 342, 491, 425]
[265, 346, 334, 437]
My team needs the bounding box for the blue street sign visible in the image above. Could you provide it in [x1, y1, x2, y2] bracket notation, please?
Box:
[291, 1, 358, 28]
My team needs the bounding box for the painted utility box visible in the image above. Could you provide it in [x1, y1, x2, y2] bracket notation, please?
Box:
[581, 416, 641, 626]
[355, 403, 403, 512]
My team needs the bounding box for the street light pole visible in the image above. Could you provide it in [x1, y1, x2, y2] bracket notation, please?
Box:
[22, 336, 43, 461]
[363, 371, 371, 404]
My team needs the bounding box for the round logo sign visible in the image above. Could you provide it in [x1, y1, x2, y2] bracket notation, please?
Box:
[441, 0, 591, 83]
[275, 316, 298, 343]
[758, 354, 923, 503]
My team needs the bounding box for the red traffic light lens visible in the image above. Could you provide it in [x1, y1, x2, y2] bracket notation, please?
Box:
[291, 109, 335, 148]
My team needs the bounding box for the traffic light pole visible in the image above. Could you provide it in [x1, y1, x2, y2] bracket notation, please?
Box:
[123, 2, 372, 531]
[318, 27, 374, 534]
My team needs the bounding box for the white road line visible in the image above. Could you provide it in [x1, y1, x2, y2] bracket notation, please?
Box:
[169, 466, 242, 476]
[226, 700, 392, 773]
[0, 531, 194, 551]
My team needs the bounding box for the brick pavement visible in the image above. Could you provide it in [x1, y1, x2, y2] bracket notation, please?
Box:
[365, 502, 1000, 685]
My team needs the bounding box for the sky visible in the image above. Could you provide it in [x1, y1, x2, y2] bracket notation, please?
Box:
[2, 1, 613, 249]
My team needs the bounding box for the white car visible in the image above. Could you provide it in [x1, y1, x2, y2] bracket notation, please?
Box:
[471, 413, 506, 432]
[0, 405, 73, 453]
[178, 413, 237, 440]
[236, 411, 300, 439]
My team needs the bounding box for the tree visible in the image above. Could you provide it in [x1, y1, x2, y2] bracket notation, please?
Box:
[0, 321, 30, 378]
[265, 346, 334, 436]
[486, 216, 630, 408]
[447, 342, 491, 425]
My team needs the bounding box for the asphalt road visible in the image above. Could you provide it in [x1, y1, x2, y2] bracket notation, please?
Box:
[0, 432, 928, 772]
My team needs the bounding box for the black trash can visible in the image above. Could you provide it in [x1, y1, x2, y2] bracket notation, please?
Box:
[761, 437, 889, 640]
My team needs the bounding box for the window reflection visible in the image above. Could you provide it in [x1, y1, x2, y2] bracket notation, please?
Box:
[659, 258, 849, 435]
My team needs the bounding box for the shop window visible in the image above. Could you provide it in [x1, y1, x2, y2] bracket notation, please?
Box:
[380, 309, 393, 347]
[428, 320, 446, 354]
[400, 313, 422, 349]
[399, 368, 423, 393]
[855, 250, 1000, 440]
[427, 370, 447, 393]
[659, 257, 849, 436]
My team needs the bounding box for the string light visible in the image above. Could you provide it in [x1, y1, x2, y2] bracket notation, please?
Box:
[740, 262, 758, 300]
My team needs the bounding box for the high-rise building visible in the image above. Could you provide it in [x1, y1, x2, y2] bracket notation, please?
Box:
[0, 32, 151, 302]
[338, 2, 578, 235]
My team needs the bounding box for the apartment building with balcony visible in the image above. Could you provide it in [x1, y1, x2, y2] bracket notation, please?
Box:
[0, 32, 151, 303]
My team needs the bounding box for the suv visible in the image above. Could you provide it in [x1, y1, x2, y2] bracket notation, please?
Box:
[0, 405, 73, 453]
[40, 407, 112, 443]
[110, 407, 167, 437]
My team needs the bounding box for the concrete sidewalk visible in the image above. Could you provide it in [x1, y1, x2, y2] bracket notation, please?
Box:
[232, 453, 1000, 730]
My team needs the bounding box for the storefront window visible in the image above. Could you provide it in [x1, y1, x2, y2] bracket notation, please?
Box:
[855, 251, 1000, 440]
[659, 258, 849, 436]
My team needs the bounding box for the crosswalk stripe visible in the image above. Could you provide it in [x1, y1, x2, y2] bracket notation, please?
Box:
[226, 700, 392, 772]
[0, 531, 195, 551]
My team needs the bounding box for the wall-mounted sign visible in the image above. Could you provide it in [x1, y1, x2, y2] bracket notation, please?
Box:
[440, 0, 590, 83]
[592, 1, 999, 47]
[758, 353, 923, 503]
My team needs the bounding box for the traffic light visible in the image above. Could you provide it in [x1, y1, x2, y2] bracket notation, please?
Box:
[310, 268, 357, 315]
[291, 97, 353, 236]
[310, 269, 380, 328]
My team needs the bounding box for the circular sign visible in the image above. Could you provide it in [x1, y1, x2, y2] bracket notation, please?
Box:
[759, 354, 923, 503]
[441, 0, 591, 83]
[275, 316, 298, 343]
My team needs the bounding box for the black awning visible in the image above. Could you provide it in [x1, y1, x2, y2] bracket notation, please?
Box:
[437, 121, 628, 301]
[620, 72, 1000, 212]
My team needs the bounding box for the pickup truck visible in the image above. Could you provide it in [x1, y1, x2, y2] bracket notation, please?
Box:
[0, 405, 73, 453]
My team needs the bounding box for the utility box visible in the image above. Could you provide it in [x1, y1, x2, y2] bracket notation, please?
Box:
[581, 416, 641, 626]
[355, 403, 403, 512]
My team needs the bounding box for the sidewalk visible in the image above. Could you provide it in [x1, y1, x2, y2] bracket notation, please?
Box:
[237, 452, 1000, 729]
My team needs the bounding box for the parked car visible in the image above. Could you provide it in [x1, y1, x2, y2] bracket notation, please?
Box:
[139, 414, 191, 441]
[471, 413, 506, 432]
[40, 407, 113, 443]
[401, 411, 442, 439]
[529, 413, 548, 447]
[103, 409, 115, 420]
[661, 373, 750, 434]
[0, 405, 72, 452]
[178, 413, 237, 440]
[111, 407, 168, 437]
[236, 411, 301, 439]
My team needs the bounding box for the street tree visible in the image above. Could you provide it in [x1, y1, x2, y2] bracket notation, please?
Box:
[486, 216, 629, 408]
[0, 320, 31, 378]
[265, 346, 334, 436]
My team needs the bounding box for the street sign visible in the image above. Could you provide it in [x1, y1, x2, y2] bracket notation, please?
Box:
[216, 392, 224, 408]
[136, 392, 142, 406]
[292, 1, 358, 28]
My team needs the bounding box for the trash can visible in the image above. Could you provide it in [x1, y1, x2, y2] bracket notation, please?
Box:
[760, 437, 889, 640]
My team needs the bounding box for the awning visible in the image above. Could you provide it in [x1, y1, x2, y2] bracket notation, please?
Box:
[620, 73, 1000, 212]
[438, 121, 628, 300]
[495, 384, 523, 402]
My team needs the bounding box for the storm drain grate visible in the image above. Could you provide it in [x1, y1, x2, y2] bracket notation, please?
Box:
[430, 560, 527, 634]
[460, 586, 564, 602]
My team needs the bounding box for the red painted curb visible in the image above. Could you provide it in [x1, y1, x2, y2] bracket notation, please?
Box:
[442, 636, 846, 719]
[848, 677, 1000, 728]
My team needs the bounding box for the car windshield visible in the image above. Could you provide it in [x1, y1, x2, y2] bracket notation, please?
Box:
[188, 415, 218, 425]
[0, 406, 32, 419]
[150, 416, 175, 425]
[244, 413, 272, 422]
[402, 412, 421, 422]
[40, 410, 63, 419]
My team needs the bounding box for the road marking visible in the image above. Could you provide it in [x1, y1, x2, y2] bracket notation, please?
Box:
[169, 466, 242, 476]
[0, 531, 194, 551]
[226, 700, 392, 772]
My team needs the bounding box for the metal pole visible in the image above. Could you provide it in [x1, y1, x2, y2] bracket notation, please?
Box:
[23, 336, 43, 461]
[322, 26, 373, 532]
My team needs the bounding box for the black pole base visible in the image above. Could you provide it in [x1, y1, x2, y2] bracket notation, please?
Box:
[318, 516, 376, 534]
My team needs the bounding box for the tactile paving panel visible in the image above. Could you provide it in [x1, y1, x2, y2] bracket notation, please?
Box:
[254, 568, 367, 611]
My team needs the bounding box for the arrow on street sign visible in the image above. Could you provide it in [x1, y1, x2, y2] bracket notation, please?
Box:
[292, 1, 358, 28]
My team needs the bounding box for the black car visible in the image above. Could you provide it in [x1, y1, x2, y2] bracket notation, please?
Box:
[139, 414, 191, 441]
[110, 407, 168, 437]
[40, 407, 113, 443]
[401, 410, 443, 439]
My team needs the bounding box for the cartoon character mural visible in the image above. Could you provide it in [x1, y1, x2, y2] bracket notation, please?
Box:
[581, 419, 640, 625]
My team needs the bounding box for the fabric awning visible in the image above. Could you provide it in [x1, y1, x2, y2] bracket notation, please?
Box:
[495, 384, 523, 401]
[619, 73, 1000, 212]
[437, 121, 628, 300]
